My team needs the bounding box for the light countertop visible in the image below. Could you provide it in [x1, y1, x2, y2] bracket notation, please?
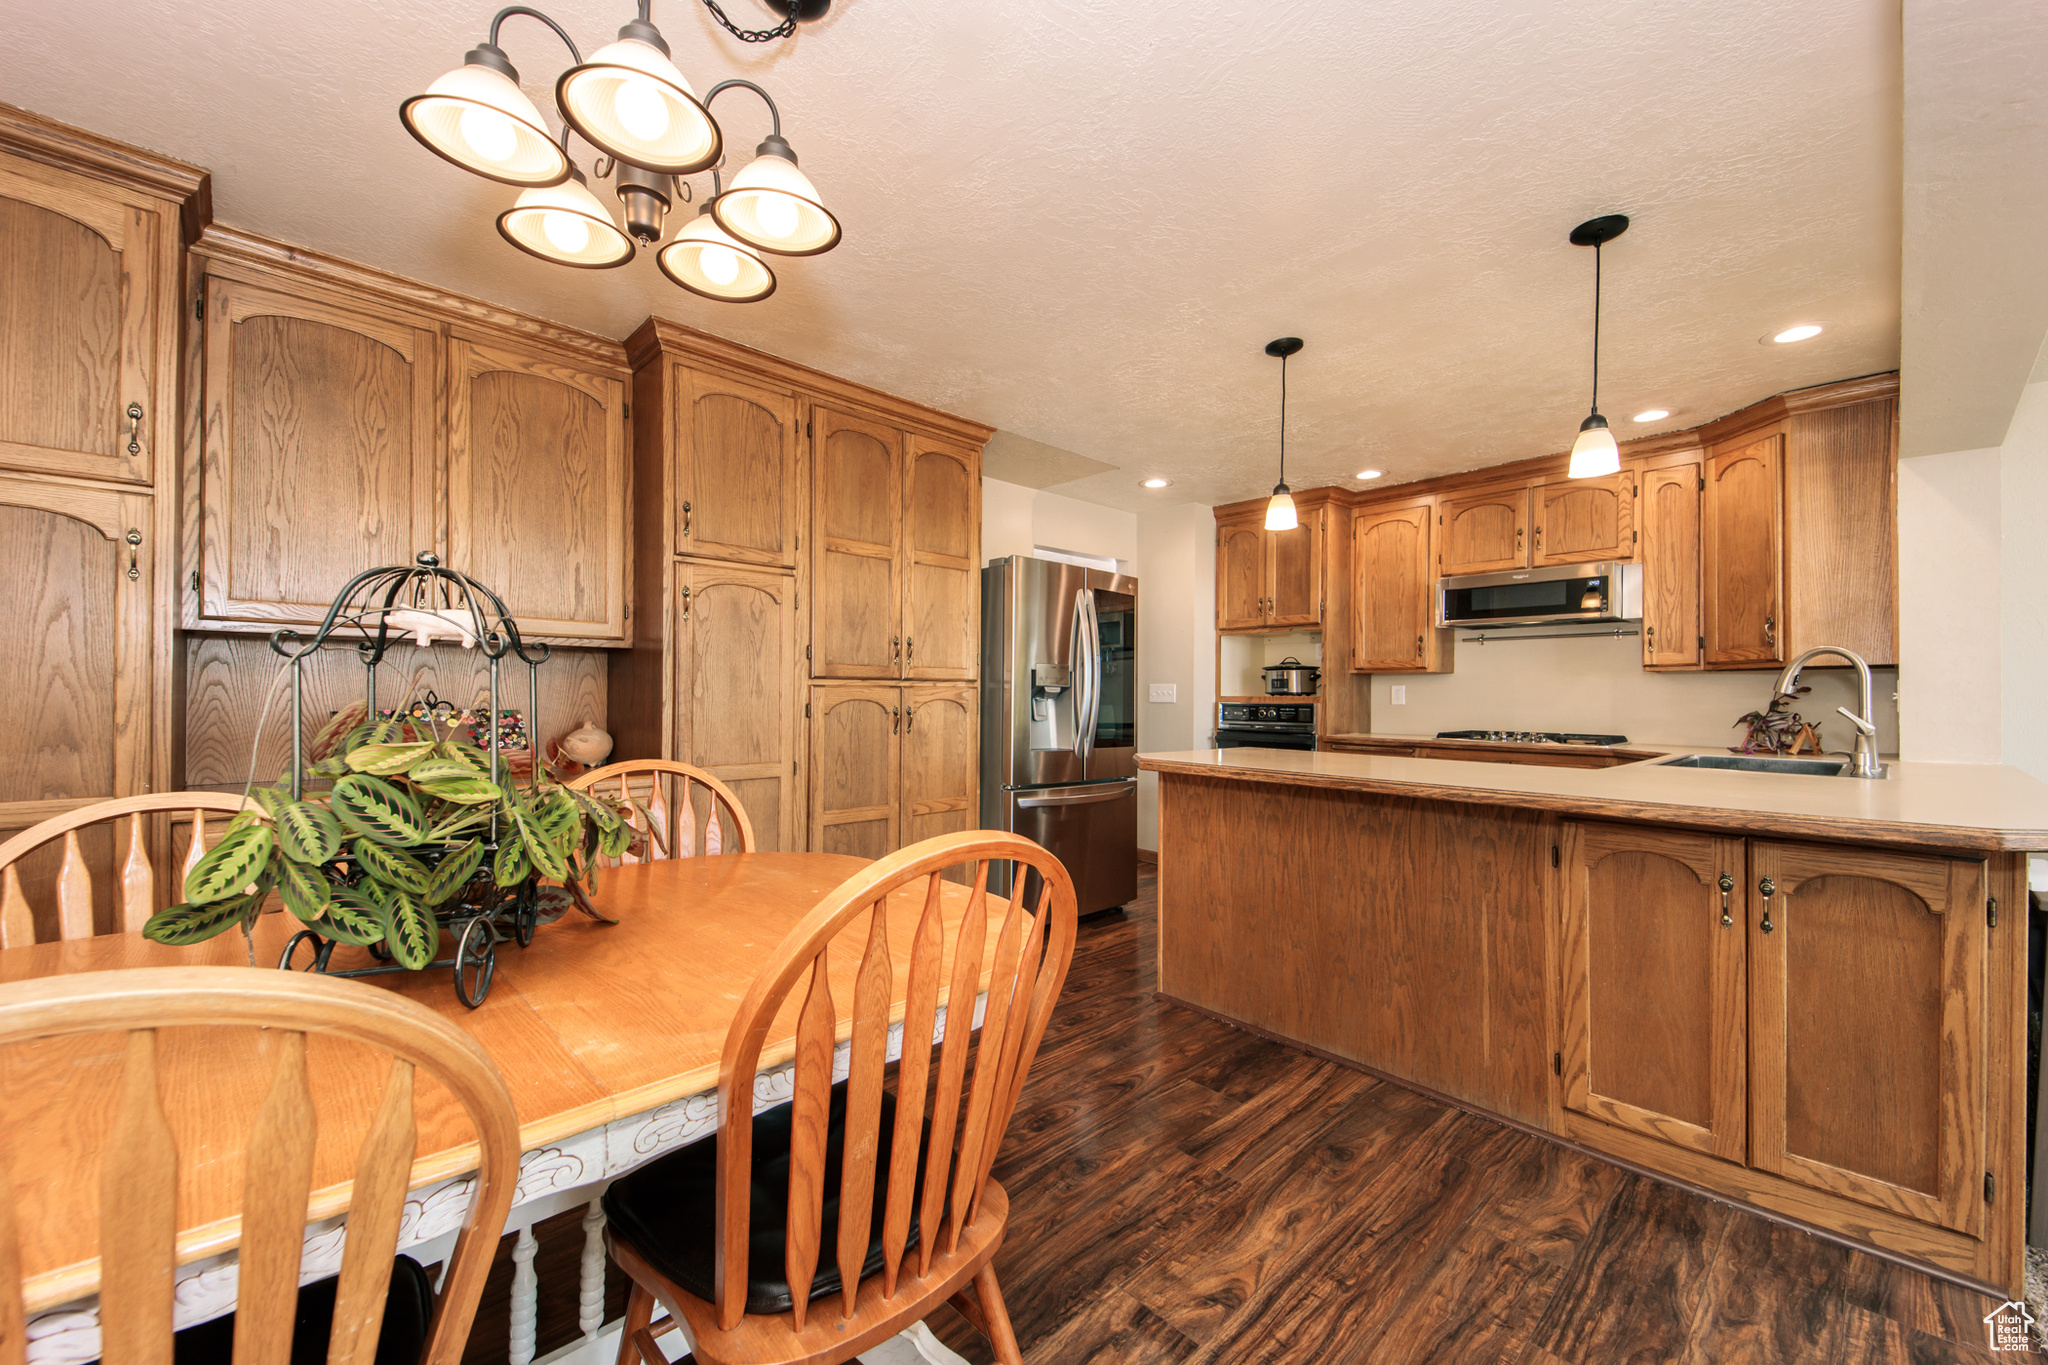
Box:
[1136, 746, 2048, 852]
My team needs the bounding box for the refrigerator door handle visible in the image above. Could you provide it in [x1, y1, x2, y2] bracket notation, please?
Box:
[1016, 784, 1133, 809]
[1073, 587, 1101, 765]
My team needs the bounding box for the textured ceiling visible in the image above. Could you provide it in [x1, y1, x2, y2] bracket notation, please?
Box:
[4, 0, 1901, 511]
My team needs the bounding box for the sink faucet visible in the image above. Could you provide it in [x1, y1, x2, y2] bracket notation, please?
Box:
[1771, 645, 1886, 778]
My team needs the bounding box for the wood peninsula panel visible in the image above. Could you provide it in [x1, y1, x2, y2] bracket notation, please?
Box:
[676, 366, 801, 569]
[811, 410, 903, 679]
[446, 333, 628, 643]
[1156, 773, 1551, 1126]
[1560, 822, 1746, 1163]
[1438, 486, 1528, 575]
[1702, 431, 1784, 666]
[1533, 471, 1634, 565]
[902, 437, 978, 680]
[672, 563, 801, 852]
[1639, 463, 1702, 668]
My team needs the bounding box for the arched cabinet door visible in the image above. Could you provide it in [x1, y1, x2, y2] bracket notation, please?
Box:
[674, 563, 802, 851]
[1560, 822, 1748, 1163]
[1216, 515, 1266, 630]
[808, 686, 901, 859]
[1703, 430, 1784, 664]
[1534, 470, 1634, 565]
[0, 156, 174, 487]
[1747, 841, 1988, 1235]
[1350, 504, 1442, 672]
[1439, 486, 1528, 575]
[903, 686, 977, 882]
[0, 474, 155, 935]
[811, 409, 903, 678]
[194, 271, 439, 627]
[902, 438, 978, 680]
[448, 332, 629, 641]
[675, 366, 801, 568]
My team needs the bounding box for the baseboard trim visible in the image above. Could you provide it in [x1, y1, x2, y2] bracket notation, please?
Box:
[1137, 848, 1159, 865]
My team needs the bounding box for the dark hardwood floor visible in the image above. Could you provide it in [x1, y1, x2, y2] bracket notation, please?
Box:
[922, 866, 2034, 1365]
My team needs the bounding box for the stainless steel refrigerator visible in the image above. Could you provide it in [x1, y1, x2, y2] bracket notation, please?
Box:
[980, 556, 1138, 915]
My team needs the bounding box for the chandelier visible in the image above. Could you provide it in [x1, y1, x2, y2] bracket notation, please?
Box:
[400, 0, 840, 303]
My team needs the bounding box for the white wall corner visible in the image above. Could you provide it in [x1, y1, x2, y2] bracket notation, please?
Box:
[1897, 447, 2003, 762]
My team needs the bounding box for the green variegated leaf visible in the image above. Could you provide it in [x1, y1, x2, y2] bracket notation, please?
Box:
[277, 857, 333, 924]
[250, 785, 292, 819]
[564, 786, 625, 832]
[345, 741, 436, 776]
[331, 774, 427, 846]
[425, 805, 496, 843]
[425, 839, 485, 905]
[537, 787, 578, 841]
[384, 892, 438, 970]
[183, 821, 275, 905]
[312, 905, 383, 946]
[415, 775, 501, 806]
[493, 836, 532, 887]
[306, 755, 351, 779]
[352, 837, 432, 898]
[513, 805, 567, 881]
[626, 797, 668, 858]
[274, 799, 344, 864]
[438, 739, 492, 773]
[598, 820, 632, 858]
[308, 701, 367, 762]
[330, 881, 387, 922]
[143, 897, 253, 946]
[406, 757, 475, 786]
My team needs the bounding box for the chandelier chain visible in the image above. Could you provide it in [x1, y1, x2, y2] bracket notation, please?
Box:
[699, 0, 800, 42]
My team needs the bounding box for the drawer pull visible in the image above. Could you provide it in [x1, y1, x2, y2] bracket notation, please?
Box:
[1718, 872, 1733, 927]
[1758, 875, 1776, 934]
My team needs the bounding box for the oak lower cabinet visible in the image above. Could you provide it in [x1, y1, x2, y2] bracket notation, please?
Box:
[1350, 502, 1450, 673]
[808, 685, 977, 865]
[1561, 821, 1994, 1248]
[672, 563, 803, 851]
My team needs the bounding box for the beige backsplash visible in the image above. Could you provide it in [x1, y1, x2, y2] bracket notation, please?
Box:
[1219, 631, 1324, 696]
[1369, 632, 1901, 753]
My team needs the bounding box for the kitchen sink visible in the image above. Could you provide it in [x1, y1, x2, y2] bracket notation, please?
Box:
[1663, 754, 1849, 776]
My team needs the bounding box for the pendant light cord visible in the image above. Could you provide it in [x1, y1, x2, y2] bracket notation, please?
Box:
[1278, 352, 1288, 486]
[1590, 242, 1602, 417]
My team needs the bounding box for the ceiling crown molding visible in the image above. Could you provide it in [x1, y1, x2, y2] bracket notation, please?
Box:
[0, 100, 212, 242]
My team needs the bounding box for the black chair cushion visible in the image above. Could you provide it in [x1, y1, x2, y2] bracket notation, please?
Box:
[163, 1254, 434, 1365]
[603, 1081, 928, 1315]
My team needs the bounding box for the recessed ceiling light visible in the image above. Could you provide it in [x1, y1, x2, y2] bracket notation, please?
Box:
[1356, 469, 1384, 480]
[1632, 409, 1670, 423]
[1141, 477, 1171, 489]
[1770, 324, 1824, 344]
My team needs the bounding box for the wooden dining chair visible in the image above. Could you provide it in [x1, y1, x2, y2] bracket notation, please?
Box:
[0, 965, 519, 1365]
[599, 829, 1079, 1365]
[568, 760, 757, 863]
[0, 793, 256, 948]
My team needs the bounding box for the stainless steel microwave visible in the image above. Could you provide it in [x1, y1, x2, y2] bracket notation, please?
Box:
[1436, 560, 1642, 629]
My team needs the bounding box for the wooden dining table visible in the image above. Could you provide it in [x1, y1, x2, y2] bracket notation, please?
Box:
[0, 851, 1008, 1346]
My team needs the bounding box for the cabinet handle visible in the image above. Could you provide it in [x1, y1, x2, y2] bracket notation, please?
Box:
[905, 704, 915, 733]
[1645, 624, 1657, 649]
[906, 636, 914, 663]
[681, 500, 692, 536]
[680, 585, 691, 621]
[125, 528, 142, 581]
[126, 402, 143, 456]
[891, 634, 901, 665]
[1718, 872, 1733, 927]
[1758, 875, 1776, 933]
[1763, 615, 1775, 646]
[892, 704, 901, 735]
[1415, 634, 1424, 659]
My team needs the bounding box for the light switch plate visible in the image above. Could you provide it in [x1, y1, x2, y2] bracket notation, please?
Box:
[1391, 685, 1407, 704]
[1149, 683, 1177, 703]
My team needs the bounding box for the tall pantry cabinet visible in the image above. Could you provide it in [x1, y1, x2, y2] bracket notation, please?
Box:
[613, 321, 990, 857]
[0, 108, 205, 937]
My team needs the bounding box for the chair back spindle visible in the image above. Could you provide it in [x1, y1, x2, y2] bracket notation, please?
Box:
[0, 794, 254, 947]
[0, 968, 519, 1365]
[567, 761, 755, 867]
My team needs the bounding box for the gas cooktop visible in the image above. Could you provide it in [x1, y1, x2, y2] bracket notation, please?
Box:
[1435, 730, 1629, 746]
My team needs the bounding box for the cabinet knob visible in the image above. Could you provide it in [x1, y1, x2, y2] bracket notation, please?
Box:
[1758, 875, 1776, 933]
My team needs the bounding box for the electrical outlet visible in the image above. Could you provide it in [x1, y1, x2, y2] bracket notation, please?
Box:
[1391, 685, 1408, 704]
[1149, 683, 1177, 703]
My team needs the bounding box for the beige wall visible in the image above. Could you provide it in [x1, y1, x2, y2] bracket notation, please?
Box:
[1135, 504, 1217, 849]
[1896, 446, 2001, 763]
[2000, 372, 2048, 781]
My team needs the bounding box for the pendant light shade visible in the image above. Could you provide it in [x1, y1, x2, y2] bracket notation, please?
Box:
[1566, 213, 1629, 480]
[711, 137, 841, 255]
[657, 204, 777, 302]
[1568, 413, 1621, 478]
[497, 164, 636, 268]
[401, 47, 571, 186]
[557, 23, 721, 174]
[1263, 336, 1303, 530]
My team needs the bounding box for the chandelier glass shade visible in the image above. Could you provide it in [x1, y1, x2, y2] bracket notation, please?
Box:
[557, 29, 722, 174]
[400, 52, 571, 186]
[712, 140, 841, 255]
[657, 203, 777, 301]
[497, 164, 636, 267]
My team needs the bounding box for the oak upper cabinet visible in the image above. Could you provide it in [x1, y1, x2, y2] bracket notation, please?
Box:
[1640, 462, 1703, 668]
[1533, 470, 1634, 566]
[1560, 822, 1747, 1164]
[902, 437, 979, 680]
[1438, 486, 1528, 575]
[675, 366, 801, 568]
[1747, 841, 1987, 1235]
[193, 269, 440, 628]
[812, 408, 904, 678]
[673, 562, 801, 851]
[1702, 430, 1784, 665]
[1216, 513, 1267, 629]
[903, 685, 978, 879]
[808, 684, 901, 859]
[1350, 503, 1448, 673]
[447, 332, 629, 642]
[0, 153, 177, 488]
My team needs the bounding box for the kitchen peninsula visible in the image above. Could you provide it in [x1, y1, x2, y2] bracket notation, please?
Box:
[1135, 744, 2048, 1297]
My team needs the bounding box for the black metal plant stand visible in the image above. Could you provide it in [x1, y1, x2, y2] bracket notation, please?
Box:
[268, 553, 552, 1007]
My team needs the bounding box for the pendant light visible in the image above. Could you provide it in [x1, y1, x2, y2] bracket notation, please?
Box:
[712, 134, 841, 256]
[1567, 214, 1629, 479]
[401, 43, 571, 186]
[557, 16, 721, 174]
[497, 151, 636, 268]
[657, 175, 777, 302]
[1264, 337, 1303, 531]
